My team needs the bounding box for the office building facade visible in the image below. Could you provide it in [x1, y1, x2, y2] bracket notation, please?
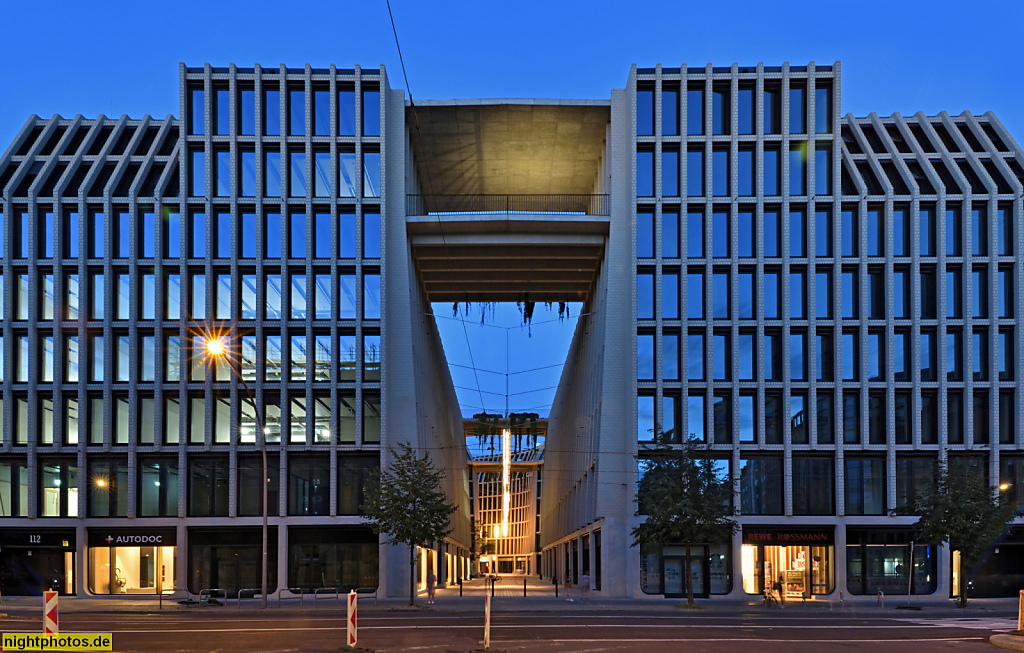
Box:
[0, 61, 1020, 600]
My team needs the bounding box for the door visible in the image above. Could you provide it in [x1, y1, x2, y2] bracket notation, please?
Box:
[663, 556, 684, 598]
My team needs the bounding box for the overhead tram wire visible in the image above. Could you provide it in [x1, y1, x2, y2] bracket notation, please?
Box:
[386, 0, 490, 415]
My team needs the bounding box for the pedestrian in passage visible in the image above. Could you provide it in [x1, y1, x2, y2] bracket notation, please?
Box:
[427, 570, 437, 605]
[564, 571, 573, 602]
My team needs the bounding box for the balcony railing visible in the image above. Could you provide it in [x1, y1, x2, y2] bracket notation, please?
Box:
[407, 194, 609, 216]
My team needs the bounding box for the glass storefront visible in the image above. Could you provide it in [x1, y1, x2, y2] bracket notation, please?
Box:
[88, 529, 177, 595]
[189, 527, 278, 595]
[846, 529, 936, 596]
[640, 543, 731, 596]
[288, 527, 378, 591]
[741, 527, 834, 597]
[0, 530, 76, 596]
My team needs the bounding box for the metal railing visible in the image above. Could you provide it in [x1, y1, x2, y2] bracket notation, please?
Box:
[158, 588, 191, 609]
[407, 194, 609, 216]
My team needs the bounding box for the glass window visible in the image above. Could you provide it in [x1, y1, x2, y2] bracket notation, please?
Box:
[842, 331, 858, 380]
[364, 334, 381, 382]
[165, 336, 180, 382]
[238, 87, 255, 136]
[240, 213, 257, 258]
[892, 270, 909, 319]
[314, 152, 331, 197]
[339, 152, 358, 197]
[289, 151, 306, 197]
[165, 274, 180, 319]
[868, 270, 884, 319]
[739, 394, 755, 442]
[291, 274, 307, 319]
[868, 332, 884, 381]
[188, 458, 229, 517]
[973, 329, 989, 381]
[289, 89, 305, 136]
[815, 87, 831, 134]
[893, 331, 909, 382]
[841, 271, 858, 318]
[265, 150, 281, 197]
[790, 332, 806, 380]
[713, 394, 731, 444]
[739, 458, 782, 515]
[337, 88, 356, 136]
[845, 459, 885, 515]
[637, 273, 654, 319]
[865, 209, 882, 256]
[214, 150, 230, 197]
[972, 270, 988, 318]
[662, 272, 679, 319]
[1000, 330, 1014, 381]
[972, 207, 987, 256]
[946, 269, 962, 318]
[240, 150, 257, 197]
[738, 210, 754, 257]
[688, 333, 704, 380]
[39, 462, 78, 518]
[339, 334, 357, 381]
[814, 209, 832, 257]
[712, 150, 728, 196]
[189, 211, 205, 258]
[687, 211, 704, 257]
[265, 212, 281, 257]
[191, 273, 205, 319]
[947, 331, 963, 381]
[290, 335, 307, 382]
[764, 272, 779, 318]
[637, 150, 653, 197]
[214, 212, 230, 258]
[764, 148, 780, 196]
[765, 392, 782, 444]
[713, 210, 729, 258]
[363, 273, 381, 320]
[363, 395, 381, 443]
[264, 89, 281, 136]
[313, 335, 331, 382]
[190, 88, 204, 134]
[637, 210, 653, 258]
[41, 336, 54, 383]
[116, 273, 130, 320]
[214, 88, 230, 135]
[789, 210, 805, 257]
[843, 392, 860, 444]
[662, 149, 678, 197]
[662, 87, 678, 136]
[663, 332, 679, 381]
[687, 88, 703, 135]
[313, 89, 330, 136]
[763, 210, 780, 257]
[290, 212, 306, 258]
[687, 273, 705, 319]
[999, 269, 1013, 318]
[789, 145, 806, 196]
[946, 206, 962, 256]
[738, 272, 754, 318]
[638, 395, 655, 442]
[737, 148, 753, 197]
[42, 274, 55, 320]
[816, 271, 832, 319]
[712, 87, 728, 135]
[364, 212, 381, 259]
[998, 206, 1012, 256]
[314, 274, 331, 320]
[190, 149, 204, 197]
[738, 87, 754, 135]
[817, 332, 833, 381]
[815, 144, 831, 195]
[920, 206, 935, 256]
[713, 333, 730, 380]
[789, 85, 805, 134]
[687, 149, 703, 197]
[363, 89, 380, 136]
[817, 393, 834, 444]
[687, 394, 705, 442]
[793, 457, 833, 515]
[839, 208, 857, 257]
[339, 274, 356, 319]
[138, 460, 179, 517]
[790, 271, 805, 318]
[216, 274, 231, 320]
[338, 213, 356, 258]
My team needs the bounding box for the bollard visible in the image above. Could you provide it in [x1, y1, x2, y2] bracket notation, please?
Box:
[483, 593, 491, 650]
[877, 589, 884, 608]
[1019, 590, 1024, 632]
[524, 578, 527, 597]
[459, 578, 463, 597]
[347, 590, 357, 648]
[554, 575, 558, 598]
[490, 577, 495, 598]
[43, 590, 59, 634]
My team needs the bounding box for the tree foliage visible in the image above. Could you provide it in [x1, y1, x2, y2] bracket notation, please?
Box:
[362, 443, 457, 604]
[632, 439, 737, 605]
[908, 458, 1016, 606]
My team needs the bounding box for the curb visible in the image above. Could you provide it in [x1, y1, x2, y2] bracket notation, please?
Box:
[991, 634, 1024, 651]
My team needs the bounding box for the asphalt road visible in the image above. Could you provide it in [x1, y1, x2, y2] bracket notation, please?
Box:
[0, 608, 1013, 652]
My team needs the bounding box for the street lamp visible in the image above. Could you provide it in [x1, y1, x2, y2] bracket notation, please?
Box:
[205, 335, 270, 609]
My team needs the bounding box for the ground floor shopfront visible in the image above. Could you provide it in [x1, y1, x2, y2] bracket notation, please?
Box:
[0, 524, 463, 598]
[632, 523, 1024, 600]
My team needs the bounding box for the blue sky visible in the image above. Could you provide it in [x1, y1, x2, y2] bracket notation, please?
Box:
[2, 0, 1021, 418]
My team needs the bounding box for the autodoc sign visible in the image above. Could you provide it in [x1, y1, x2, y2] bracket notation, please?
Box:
[87, 529, 176, 548]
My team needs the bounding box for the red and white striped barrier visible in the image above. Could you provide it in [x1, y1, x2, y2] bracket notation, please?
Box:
[347, 590, 357, 647]
[44, 590, 59, 634]
[483, 593, 491, 649]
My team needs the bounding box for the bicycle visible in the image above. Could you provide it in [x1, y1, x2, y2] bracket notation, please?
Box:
[763, 588, 778, 608]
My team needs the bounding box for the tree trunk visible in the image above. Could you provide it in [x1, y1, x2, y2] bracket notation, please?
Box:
[685, 543, 694, 607]
[410, 545, 416, 606]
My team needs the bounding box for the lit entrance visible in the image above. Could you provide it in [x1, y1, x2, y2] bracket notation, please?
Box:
[88, 528, 176, 595]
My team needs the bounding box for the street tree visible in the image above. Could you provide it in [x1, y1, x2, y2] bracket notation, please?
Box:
[632, 438, 737, 606]
[908, 457, 1016, 606]
[362, 442, 457, 605]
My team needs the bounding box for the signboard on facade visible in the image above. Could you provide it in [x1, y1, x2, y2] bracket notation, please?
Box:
[0, 529, 75, 548]
[87, 528, 177, 548]
[742, 528, 834, 547]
